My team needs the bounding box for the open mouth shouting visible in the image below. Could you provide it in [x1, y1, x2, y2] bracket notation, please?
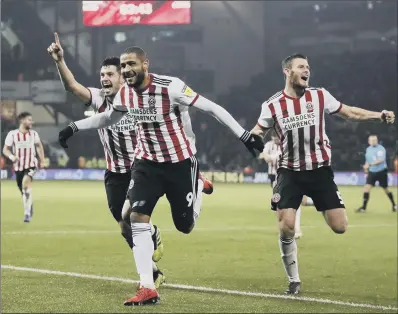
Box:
[301, 75, 309, 82]
[101, 82, 113, 94]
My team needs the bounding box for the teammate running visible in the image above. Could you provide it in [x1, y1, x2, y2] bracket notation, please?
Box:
[3, 112, 45, 222]
[47, 33, 168, 287]
[58, 46, 264, 306]
[251, 53, 395, 294]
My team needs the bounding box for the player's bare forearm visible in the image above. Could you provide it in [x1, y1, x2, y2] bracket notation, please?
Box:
[56, 59, 91, 103]
[2, 146, 13, 159]
[337, 104, 384, 122]
[2, 146, 17, 162]
[36, 143, 45, 163]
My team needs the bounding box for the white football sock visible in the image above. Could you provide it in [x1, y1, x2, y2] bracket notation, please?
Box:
[306, 197, 313, 206]
[131, 222, 155, 289]
[193, 179, 204, 222]
[22, 188, 32, 216]
[279, 236, 300, 283]
[295, 206, 302, 232]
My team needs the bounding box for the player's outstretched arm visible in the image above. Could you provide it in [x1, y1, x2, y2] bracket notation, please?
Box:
[47, 32, 91, 103]
[193, 97, 264, 156]
[336, 104, 395, 123]
[58, 108, 125, 148]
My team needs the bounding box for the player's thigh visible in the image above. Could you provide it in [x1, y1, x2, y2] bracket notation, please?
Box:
[378, 170, 388, 188]
[307, 167, 346, 212]
[165, 157, 199, 233]
[22, 169, 35, 189]
[104, 170, 131, 222]
[127, 160, 164, 218]
[271, 168, 303, 212]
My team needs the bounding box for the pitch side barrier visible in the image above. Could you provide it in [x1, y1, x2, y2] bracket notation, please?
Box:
[1, 169, 397, 186]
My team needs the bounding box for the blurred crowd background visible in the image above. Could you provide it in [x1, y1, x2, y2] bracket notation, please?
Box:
[1, 0, 397, 173]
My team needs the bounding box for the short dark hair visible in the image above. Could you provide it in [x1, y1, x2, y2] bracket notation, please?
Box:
[282, 53, 308, 69]
[18, 112, 32, 121]
[101, 56, 121, 72]
[122, 46, 147, 61]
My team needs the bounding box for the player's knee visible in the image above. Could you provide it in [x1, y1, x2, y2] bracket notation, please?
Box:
[174, 218, 194, 234]
[277, 210, 296, 236]
[22, 187, 30, 198]
[331, 225, 347, 234]
[130, 211, 150, 223]
[176, 224, 194, 234]
[279, 218, 295, 238]
[331, 219, 348, 234]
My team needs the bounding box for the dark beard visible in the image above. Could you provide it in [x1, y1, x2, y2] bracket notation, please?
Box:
[292, 82, 306, 97]
[130, 72, 145, 89]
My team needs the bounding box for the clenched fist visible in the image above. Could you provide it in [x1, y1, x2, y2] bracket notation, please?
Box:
[381, 110, 395, 124]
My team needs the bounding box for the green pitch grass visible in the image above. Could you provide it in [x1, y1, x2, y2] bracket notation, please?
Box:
[1, 181, 397, 313]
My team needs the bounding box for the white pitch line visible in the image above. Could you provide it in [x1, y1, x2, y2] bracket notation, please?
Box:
[1, 224, 396, 236]
[2, 265, 396, 311]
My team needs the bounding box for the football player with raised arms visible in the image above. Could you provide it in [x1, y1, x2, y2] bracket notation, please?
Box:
[47, 34, 168, 288]
[58, 46, 264, 305]
[251, 53, 395, 294]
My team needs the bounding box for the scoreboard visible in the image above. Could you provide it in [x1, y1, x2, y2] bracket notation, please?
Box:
[82, 1, 191, 26]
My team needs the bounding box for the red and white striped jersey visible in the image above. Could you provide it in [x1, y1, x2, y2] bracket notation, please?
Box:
[87, 88, 137, 173]
[257, 88, 342, 171]
[263, 140, 281, 175]
[113, 74, 197, 163]
[4, 129, 40, 171]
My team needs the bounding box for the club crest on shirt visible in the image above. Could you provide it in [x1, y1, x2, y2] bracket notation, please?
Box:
[306, 102, 314, 112]
[148, 96, 156, 108]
